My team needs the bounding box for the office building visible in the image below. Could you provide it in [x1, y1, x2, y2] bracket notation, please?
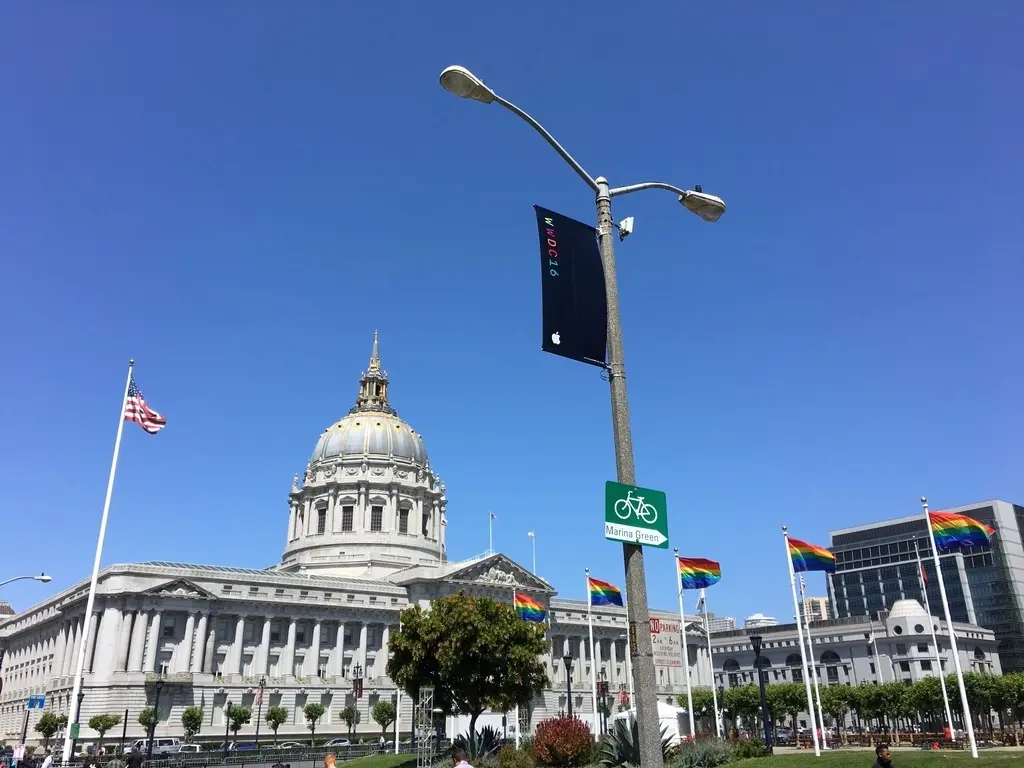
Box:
[829, 500, 1024, 673]
[744, 614, 778, 629]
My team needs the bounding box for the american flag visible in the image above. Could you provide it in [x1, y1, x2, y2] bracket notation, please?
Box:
[490, 512, 496, 520]
[125, 376, 167, 434]
[440, 517, 447, 527]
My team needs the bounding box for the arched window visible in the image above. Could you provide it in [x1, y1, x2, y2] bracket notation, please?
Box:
[973, 647, 985, 661]
[723, 658, 740, 672]
[820, 650, 841, 665]
[754, 656, 772, 669]
[786, 653, 803, 667]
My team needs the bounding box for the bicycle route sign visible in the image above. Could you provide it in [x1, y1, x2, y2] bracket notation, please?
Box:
[604, 481, 669, 548]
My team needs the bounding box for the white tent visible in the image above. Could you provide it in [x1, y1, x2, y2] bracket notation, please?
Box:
[612, 702, 690, 746]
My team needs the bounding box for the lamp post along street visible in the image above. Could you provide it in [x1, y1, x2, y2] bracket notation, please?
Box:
[254, 676, 266, 749]
[147, 681, 164, 765]
[0, 574, 51, 589]
[563, 654, 574, 718]
[749, 635, 773, 752]
[439, 64, 725, 768]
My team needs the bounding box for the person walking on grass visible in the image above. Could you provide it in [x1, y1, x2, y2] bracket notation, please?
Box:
[872, 743, 892, 768]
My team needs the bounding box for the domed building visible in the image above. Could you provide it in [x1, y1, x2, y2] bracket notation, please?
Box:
[0, 334, 1002, 748]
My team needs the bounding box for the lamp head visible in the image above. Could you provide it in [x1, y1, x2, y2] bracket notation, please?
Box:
[439, 66, 496, 104]
[749, 634, 763, 654]
[36, 574, 52, 583]
[679, 190, 727, 223]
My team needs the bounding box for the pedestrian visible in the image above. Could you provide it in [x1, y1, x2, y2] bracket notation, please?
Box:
[323, 753, 336, 768]
[451, 747, 472, 768]
[40, 751, 53, 768]
[872, 742, 892, 768]
[125, 746, 144, 768]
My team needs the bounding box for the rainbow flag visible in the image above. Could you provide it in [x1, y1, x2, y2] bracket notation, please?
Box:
[788, 537, 836, 574]
[676, 557, 722, 590]
[587, 577, 624, 607]
[514, 592, 547, 623]
[929, 511, 995, 551]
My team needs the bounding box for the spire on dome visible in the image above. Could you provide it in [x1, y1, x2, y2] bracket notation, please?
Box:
[352, 330, 396, 415]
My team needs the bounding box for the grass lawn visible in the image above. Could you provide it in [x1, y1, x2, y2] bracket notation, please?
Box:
[738, 751, 1022, 768]
[338, 754, 416, 768]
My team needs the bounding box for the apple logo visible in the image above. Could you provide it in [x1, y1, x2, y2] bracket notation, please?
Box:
[551, 331, 561, 345]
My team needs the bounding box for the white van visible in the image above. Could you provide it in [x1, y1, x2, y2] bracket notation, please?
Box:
[130, 738, 182, 755]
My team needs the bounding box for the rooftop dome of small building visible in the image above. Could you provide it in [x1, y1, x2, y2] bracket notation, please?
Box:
[888, 599, 928, 618]
[308, 331, 428, 467]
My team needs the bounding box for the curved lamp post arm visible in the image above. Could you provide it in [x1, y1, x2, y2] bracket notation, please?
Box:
[0, 574, 50, 589]
[608, 182, 689, 198]
[492, 94, 599, 193]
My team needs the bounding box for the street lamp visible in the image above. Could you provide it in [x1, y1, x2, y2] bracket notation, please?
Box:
[0, 574, 52, 589]
[562, 654, 574, 718]
[146, 679, 165, 765]
[717, 685, 725, 737]
[599, 667, 609, 734]
[254, 676, 267, 750]
[439, 64, 726, 768]
[749, 635, 772, 752]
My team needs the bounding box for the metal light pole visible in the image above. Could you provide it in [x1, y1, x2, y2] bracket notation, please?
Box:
[717, 686, 726, 738]
[70, 690, 85, 759]
[749, 635, 773, 752]
[528, 531, 536, 574]
[439, 64, 726, 768]
[563, 654, 574, 718]
[0, 574, 51, 589]
[146, 680, 164, 765]
[254, 676, 266, 750]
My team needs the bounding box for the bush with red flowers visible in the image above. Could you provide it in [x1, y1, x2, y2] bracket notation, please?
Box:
[533, 715, 593, 767]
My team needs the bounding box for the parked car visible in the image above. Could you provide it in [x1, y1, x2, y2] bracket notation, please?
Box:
[130, 738, 182, 755]
[322, 739, 352, 748]
[274, 742, 308, 750]
[230, 742, 259, 752]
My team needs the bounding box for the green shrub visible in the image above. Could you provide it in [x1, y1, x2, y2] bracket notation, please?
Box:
[533, 716, 593, 767]
[599, 718, 673, 767]
[498, 746, 535, 768]
[670, 740, 734, 768]
[730, 739, 769, 760]
[455, 725, 503, 761]
[519, 736, 535, 758]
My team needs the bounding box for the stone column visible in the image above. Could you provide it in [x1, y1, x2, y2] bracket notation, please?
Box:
[116, 610, 134, 672]
[230, 616, 246, 674]
[53, 622, 68, 678]
[327, 488, 337, 534]
[610, 638, 619, 687]
[128, 611, 149, 672]
[303, 499, 312, 536]
[307, 621, 322, 677]
[92, 605, 122, 676]
[358, 485, 367, 529]
[203, 619, 217, 674]
[333, 621, 345, 677]
[145, 610, 163, 672]
[257, 617, 272, 675]
[178, 613, 196, 673]
[288, 503, 298, 541]
[282, 619, 297, 678]
[65, 618, 81, 676]
[379, 624, 390, 680]
[358, 623, 369, 678]
[191, 613, 208, 674]
[83, 610, 102, 673]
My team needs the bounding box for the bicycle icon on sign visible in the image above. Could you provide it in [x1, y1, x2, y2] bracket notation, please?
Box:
[613, 490, 658, 525]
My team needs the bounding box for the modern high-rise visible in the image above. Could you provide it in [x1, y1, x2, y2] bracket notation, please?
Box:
[801, 596, 829, 623]
[829, 500, 1024, 673]
[744, 613, 778, 629]
[705, 615, 737, 634]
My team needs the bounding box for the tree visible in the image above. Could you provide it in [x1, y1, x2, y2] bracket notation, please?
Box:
[765, 683, 806, 733]
[181, 707, 204, 743]
[303, 702, 326, 745]
[387, 592, 549, 739]
[1002, 673, 1024, 746]
[34, 712, 62, 749]
[88, 713, 122, 751]
[679, 688, 718, 733]
[874, 682, 912, 745]
[138, 707, 157, 732]
[722, 685, 761, 735]
[265, 706, 289, 745]
[819, 685, 852, 745]
[340, 706, 360, 738]
[226, 704, 252, 738]
[911, 677, 949, 731]
[57, 714, 69, 731]
[371, 700, 397, 738]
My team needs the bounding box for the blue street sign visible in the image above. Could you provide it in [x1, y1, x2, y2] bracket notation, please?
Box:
[27, 695, 46, 709]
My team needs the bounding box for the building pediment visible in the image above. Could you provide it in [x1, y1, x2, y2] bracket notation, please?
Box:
[445, 554, 554, 594]
[144, 579, 218, 600]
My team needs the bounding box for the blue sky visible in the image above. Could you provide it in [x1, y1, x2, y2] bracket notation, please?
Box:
[1, 4, 1021, 626]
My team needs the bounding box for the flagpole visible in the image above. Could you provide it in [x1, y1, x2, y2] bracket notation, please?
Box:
[673, 550, 695, 739]
[799, 576, 828, 750]
[394, 618, 402, 755]
[622, 581, 635, 710]
[922, 497, 978, 758]
[585, 570, 600, 736]
[782, 527, 820, 757]
[913, 538, 954, 738]
[489, 512, 494, 554]
[61, 360, 134, 765]
[528, 531, 536, 574]
[700, 589, 722, 738]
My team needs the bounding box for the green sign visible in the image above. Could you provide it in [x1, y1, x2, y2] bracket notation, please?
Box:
[70, 723, 80, 739]
[604, 481, 669, 548]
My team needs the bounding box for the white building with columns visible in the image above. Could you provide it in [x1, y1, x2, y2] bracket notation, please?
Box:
[0, 334, 712, 746]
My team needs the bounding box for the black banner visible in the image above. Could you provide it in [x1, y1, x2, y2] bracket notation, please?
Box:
[534, 205, 607, 367]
